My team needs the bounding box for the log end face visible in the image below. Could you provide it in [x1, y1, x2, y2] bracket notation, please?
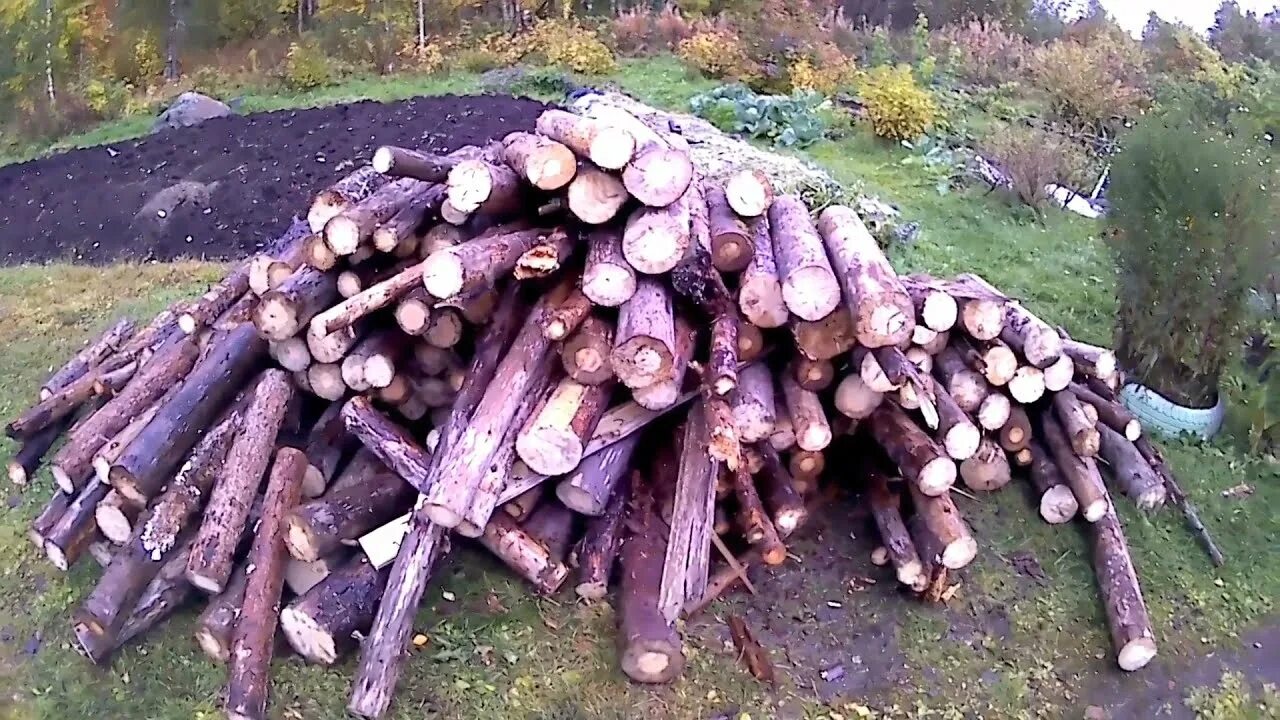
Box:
[921, 292, 958, 332]
[324, 215, 363, 256]
[1125, 421, 1142, 443]
[895, 560, 924, 587]
[941, 537, 978, 570]
[621, 642, 685, 684]
[1118, 638, 1157, 672]
[583, 266, 637, 307]
[516, 429, 583, 478]
[918, 458, 958, 497]
[280, 606, 338, 665]
[371, 146, 394, 174]
[44, 541, 70, 572]
[590, 130, 636, 171]
[52, 466, 77, 494]
[423, 503, 465, 530]
[943, 426, 981, 461]
[782, 268, 841, 322]
[1082, 498, 1110, 523]
[7, 461, 27, 486]
[96, 504, 133, 545]
[187, 570, 226, 596]
[422, 253, 466, 300]
[623, 149, 693, 208]
[285, 517, 322, 563]
[861, 303, 915, 349]
[1040, 485, 1080, 524]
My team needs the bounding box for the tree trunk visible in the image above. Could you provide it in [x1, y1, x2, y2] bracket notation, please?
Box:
[8, 353, 133, 441]
[1040, 412, 1108, 522]
[723, 168, 774, 218]
[1053, 389, 1100, 457]
[254, 267, 339, 341]
[731, 463, 786, 564]
[314, 263, 425, 338]
[959, 437, 1011, 491]
[834, 373, 883, 421]
[768, 196, 840, 321]
[91, 397, 162, 486]
[553, 427, 638, 514]
[557, 315, 613, 386]
[1089, 506, 1158, 671]
[791, 308, 856, 361]
[44, 480, 108, 571]
[225, 448, 306, 720]
[622, 193, 691, 275]
[567, 163, 629, 225]
[341, 397, 433, 495]
[500, 131, 576, 190]
[732, 363, 778, 443]
[372, 147, 462, 183]
[738, 215, 788, 329]
[535, 109, 636, 170]
[866, 468, 924, 586]
[1096, 423, 1165, 509]
[284, 472, 412, 562]
[816, 205, 915, 347]
[185, 370, 294, 594]
[571, 472, 629, 601]
[659, 408, 717, 621]
[300, 402, 355, 497]
[612, 278, 675, 390]
[867, 403, 956, 496]
[479, 512, 570, 594]
[445, 159, 523, 218]
[543, 288, 593, 341]
[1026, 438, 1079, 523]
[39, 318, 136, 400]
[504, 483, 545, 522]
[930, 377, 980, 460]
[1072, 383, 1141, 442]
[325, 178, 433, 256]
[906, 483, 977, 569]
[617, 475, 685, 683]
[705, 186, 753, 272]
[779, 372, 832, 452]
[249, 225, 311, 297]
[422, 227, 547, 299]
[582, 227, 636, 307]
[29, 490, 71, 549]
[281, 556, 389, 665]
[1042, 353, 1074, 393]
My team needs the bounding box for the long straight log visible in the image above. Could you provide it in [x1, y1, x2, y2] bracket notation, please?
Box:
[8, 415, 73, 486]
[44, 480, 109, 571]
[932, 346, 988, 413]
[906, 483, 977, 569]
[281, 556, 389, 665]
[769, 196, 839, 322]
[1072, 383, 1141, 442]
[617, 473, 685, 683]
[867, 403, 956, 496]
[1040, 412, 1109, 522]
[372, 146, 459, 182]
[928, 377, 980, 460]
[1026, 438, 1079, 523]
[866, 468, 924, 586]
[1053, 389, 1100, 457]
[39, 318, 137, 400]
[738, 215, 788, 329]
[543, 288, 593, 341]
[581, 102, 692, 208]
[901, 276, 958, 332]
[731, 463, 786, 564]
[779, 373, 832, 452]
[480, 512, 570, 594]
[632, 316, 694, 410]
[225, 448, 306, 720]
[179, 261, 256, 334]
[999, 405, 1033, 453]
[284, 472, 412, 562]
[1090, 506, 1158, 671]
[582, 227, 636, 307]
[185, 369, 294, 594]
[556, 432, 640, 516]
[446, 160, 522, 217]
[194, 565, 247, 662]
[310, 263, 423, 337]
[516, 377, 613, 476]
[422, 227, 547, 299]
[1096, 424, 1165, 509]
[816, 205, 915, 347]
[28, 491, 72, 549]
[536, 109, 635, 170]
[7, 353, 134, 440]
[325, 178, 433, 256]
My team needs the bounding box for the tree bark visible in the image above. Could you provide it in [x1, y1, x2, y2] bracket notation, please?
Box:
[1090, 506, 1158, 671]
[732, 363, 777, 443]
[225, 448, 306, 720]
[300, 402, 355, 497]
[767, 196, 839, 321]
[738, 215, 788, 328]
[372, 146, 463, 183]
[791, 308, 856, 361]
[536, 109, 636, 170]
[816, 205, 915, 347]
[501, 131, 576, 190]
[284, 472, 412, 562]
[513, 227, 576, 281]
[867, 403, 956, 496]
[179, 262, 256, 334]
[504, 483, 546, 522]
[617, 474, 685, 683]
[571, 473, 629, 601]
[732, 463, 786, 564]
[39, 317, 136, 400]
[281, 555, 389, 666]
[1072, 383, 1141, 441]
[906, 483, 977, 569]
[109, 324, 265, 506]
[1040, 411, 1109, 522]
[543, 287, 593, 341]
[44, 480, 108, 571]
[1026, 438, 1079, 523]
[422, 227, 548, 299]
[779, 372, 832, 452]
[325, 178, 434, 256]
[659, 408, 718, 622]
[612, 278, 675, 390]
[582, 227, 636, 307]
[768, 405, 796, 452]
[723, 168, 774, 218]
[930, 377, 980, 460]
[310, 263, 423, 338]
[1053, 389, 1100, 457]
[185, 369, 294, 594]
[622, 193, 691, 275]
[866, 469, 924, 586]
[704, 186, 753, 272]
[632, 316, 694, 411]
[309, 167, 386, 232]
[1096, 423, 1165, 509]
[255, 267, 339, 341]
[91, 397, 162, 486]
[341, 397, 433, 495]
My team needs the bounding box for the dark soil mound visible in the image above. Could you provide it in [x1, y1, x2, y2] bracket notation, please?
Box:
[0, 94, 548, 265]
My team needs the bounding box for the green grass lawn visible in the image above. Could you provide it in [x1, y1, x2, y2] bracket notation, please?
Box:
[0, 56, 1276, 719]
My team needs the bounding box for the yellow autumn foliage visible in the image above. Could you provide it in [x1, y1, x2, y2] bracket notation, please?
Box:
[858, 64, 937, 141]
[677, 28, 757, 81]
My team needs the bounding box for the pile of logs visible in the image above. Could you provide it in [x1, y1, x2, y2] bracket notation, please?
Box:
[7, 97, 1219, 720]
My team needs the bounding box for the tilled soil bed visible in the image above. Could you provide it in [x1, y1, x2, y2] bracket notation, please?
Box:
[0, 94, 547, 265]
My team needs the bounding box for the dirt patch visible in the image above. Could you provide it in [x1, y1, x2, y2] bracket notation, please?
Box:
[0, 94, 548, 265]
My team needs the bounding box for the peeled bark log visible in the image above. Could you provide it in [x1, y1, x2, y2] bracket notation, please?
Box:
[501, 131, 576, 190]
[867, 403, 956, 496]
[582, 227, 636, 307]
[866, 469, 925, 586]
[791, 308, 856, 361]
[907, 483, 977, 570]
[255, 267, 339, 341]
[738, 215, 788, 329]
[325, 178, 432, 256]
[1026, 439, 1079, 523]
[769, 196, 839, 322]
[310, 166, 386, 232]
[1040, 412, 1109, 522]
[659, 408, 718, 621]
[1090, 506, 1158, 671]
[536, 109, 636, 170]
[422, 227, 547, 299]
[556, 431, 639, 516]
[567, 163, 629, 225]
[999, 406, 1033, 453]
[724, 168, 774, 218]
[779, 372, 832, 452]
[543, 287, 593, 341]
[284, 472, 412, 562]
[185, 370, 294, 594]
[446, 159, 522, 217]
[612, 278, 675, 390]
[732, 363, 777, 443]
[571, 473, 629, 601]
[617, 476, 685, 683]
[40, 317, 137, 399]
[225, 447, 306, 720]
[109, 324, 265, 506]
[281, 556, 389, 665]
[310, 263, 423, 337]
[816, 205, 915, 347]
[1096, 423, 1165, 509]
[1072, 383, 1141, 442]
[932, 346, 988, 413]
[705, 186, 753, 272]
[930, 377, 981, 460]
[622, 193, 691, 275]
[44, 480, 108, 571]
[959, 438, 1011, 491]
[480, 512, 570, 594]
[1053, 389, 1100, 457]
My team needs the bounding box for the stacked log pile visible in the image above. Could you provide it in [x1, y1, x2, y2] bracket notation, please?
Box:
[7, 97, 1215, 719]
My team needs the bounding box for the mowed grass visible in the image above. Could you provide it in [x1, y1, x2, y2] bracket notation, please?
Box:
[0, 56, 1276, 719]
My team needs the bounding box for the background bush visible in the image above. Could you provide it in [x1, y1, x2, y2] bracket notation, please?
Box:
[858, 64, 938, 141]
[978, 122, 1093, 208]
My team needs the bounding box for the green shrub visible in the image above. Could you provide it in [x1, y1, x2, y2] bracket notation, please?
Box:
[1030, 32, 1149, 129]
[280, 40, 335, 90]
[858, 64, 938, 142]
[978, 123, 1094, 208]
[689, 84, 828, 147]
[1108, 115, 1277, 407]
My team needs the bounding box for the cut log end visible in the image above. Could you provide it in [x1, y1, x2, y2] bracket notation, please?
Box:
[279, 606, 339, 665]
[943, 423, 981, 461]
[1040, 484, 1079, 524]
[782, 267, 841, 322]
[95, 504, 133, 546]
[918, 457, 958, 496]
[45, 541, 72, 572]
[187, 571, 225, 596]
[620, 641, 685, 684]
[1081, 498, 1109, 523]
[576, 580, 609, 602]
[920, 292, 958, 332]
[1118, 638, 1158, 672]
[942, 536, 979, 570]
[422, 254, 466, 300]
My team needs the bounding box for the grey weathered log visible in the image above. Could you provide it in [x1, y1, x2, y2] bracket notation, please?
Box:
[817, 205, 915, 347]
[281, 555, 390, 665]
[1090, 506, 1158, 671]
[770, 195, 840, 322]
